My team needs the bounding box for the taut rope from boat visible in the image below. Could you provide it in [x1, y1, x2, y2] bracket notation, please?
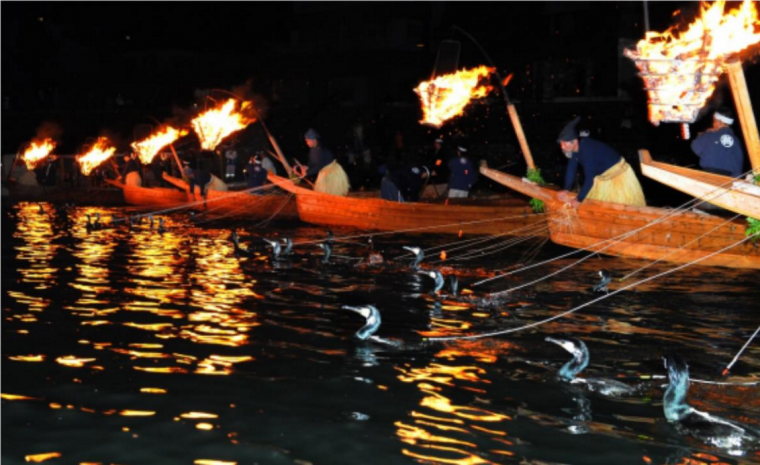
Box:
[427, 234, 757, 342]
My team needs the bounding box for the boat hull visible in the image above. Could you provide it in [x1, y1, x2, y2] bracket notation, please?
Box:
[480, 165, 760, 269]
[269, 174, 546, 236]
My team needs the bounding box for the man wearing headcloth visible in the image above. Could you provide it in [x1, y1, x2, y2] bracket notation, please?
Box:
[299, 128, 335, 182]
[557, 116, 646, 208]
[691, 107, 744, 178]
[245, 154, 268, 194]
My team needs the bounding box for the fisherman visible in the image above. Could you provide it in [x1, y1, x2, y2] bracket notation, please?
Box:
[298, 128, 335, 182]
[188, 167, 213, 199]
[447, 144, 477, 198]
[35, 156, 58, 187]
[259, 151, 278, 175]
[557, 116, 646, 208]
[399, 165, 431, 202]
[379, 165, 404, 202]
[245, 154, 268, 193]
[121, 152, 142, 186]
[224, 145, 238, 181]
[691, 107, 744, 178]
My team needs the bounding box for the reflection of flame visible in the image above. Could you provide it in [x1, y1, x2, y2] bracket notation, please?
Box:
[191, 99, 255, 151]
[25, 452, 62, 463]
[625, 1, 760, 125]
[131, 126, 187, 165]
[77, 137, 116, 175]
[21, 139, 56, 170]
[414, 66, 495, 127]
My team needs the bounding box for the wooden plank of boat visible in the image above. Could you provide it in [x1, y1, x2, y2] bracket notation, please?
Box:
[480, 165, 760, 269]
[106, 179, 189, 208]
[639, 149, 760, 220]
[268, 173, 547, 236]
[162, 173, 298, 220]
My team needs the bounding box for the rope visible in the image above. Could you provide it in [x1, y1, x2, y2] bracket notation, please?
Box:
[722, 324, 760, 376]
[474, 168, 757, 290]
[427, 234, 757, 342]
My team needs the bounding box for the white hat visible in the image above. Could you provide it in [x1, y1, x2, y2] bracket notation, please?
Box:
[457, 146, 468, 153]
[714, 111, 734, 125]
[435, 138, 443, 143]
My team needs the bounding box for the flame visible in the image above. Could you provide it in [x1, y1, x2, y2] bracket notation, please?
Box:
[625, 1, 760, 125]
[414, 66, 495, 127]
[131, 126, 187, 165]
[21, 139, 56, 170]
[77, 137, 116, 176]
[191, 99, 255, 151]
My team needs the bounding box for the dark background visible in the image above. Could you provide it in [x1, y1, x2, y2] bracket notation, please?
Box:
[3, 1, 759, 193]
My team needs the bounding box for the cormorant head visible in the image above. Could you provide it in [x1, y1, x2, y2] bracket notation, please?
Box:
[663, 355, 689, 387]
[546, 337, 589, 381]
[342, 305, 381, 340]
[598, 269, 611, 282]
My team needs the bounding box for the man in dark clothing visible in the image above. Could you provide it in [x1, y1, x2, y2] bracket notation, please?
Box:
[399, 165, 431, 202]
[300, 128, 335, 181]
[448, 145, 477, 198]
[35, 157, 58, 187]
[691, 107, 744, 177]
[121, 153, 141, 184]
[245, 155, 268, 194]
[188, 169, 213, 198]
[557, 116, 646, 207]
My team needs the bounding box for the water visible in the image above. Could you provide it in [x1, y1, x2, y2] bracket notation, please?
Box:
[3, 202, 759, 465]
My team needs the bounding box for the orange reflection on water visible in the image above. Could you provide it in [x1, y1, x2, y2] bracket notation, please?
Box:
[420, 392, 509, 422]
[180, 412, 219, 419]
[1, 393, 40, 401]
[24, 452, 62, 463]
[119, 410, 156, 416]
[194, 460, 237, 465]
[397, 364, 489, 387]
[55, 356, 96, 368]
[140, 388, 167, 394]
[13, 203, 62, 291]
[8, 355, 45, 362]
[401, 445, 494, 465]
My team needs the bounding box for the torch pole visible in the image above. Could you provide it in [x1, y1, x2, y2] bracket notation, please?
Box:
[726, 60, 760, 173]
[168, 144, 184, 175]
[452, 25, 535, 170]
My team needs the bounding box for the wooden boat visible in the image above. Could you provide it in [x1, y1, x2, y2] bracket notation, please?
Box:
[639, 149, 760, 220]
[268, 174, 547, 236]
[162, 173, 298, 220]
[106, 179, 189, 208]
[480, 165, 760, 269]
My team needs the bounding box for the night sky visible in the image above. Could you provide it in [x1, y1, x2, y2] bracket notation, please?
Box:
[3, 1, 759, 187]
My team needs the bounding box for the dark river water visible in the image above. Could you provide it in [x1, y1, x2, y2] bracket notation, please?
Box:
[3, 202, 759, 465]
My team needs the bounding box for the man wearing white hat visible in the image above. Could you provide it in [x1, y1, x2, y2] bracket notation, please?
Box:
[447, 144, 477, 198]
[691, 107, 744, 178]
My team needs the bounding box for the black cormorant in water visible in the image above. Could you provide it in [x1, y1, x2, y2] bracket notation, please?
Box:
[663, 355, 760, 453]
[421, 270, 445, 295]
[342, 305, 402, 347]
[403, 246, 424, 270]
[263, 238, 282, 260]
[281, 238, 294, 256]
[546, 337, 636, 396]
[317, 242, 332, 264]
[592, 270, 611, 294]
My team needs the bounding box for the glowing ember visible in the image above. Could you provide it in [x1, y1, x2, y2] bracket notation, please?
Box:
[77, 137, 116, 176]
[625, 1, 760, 125]
[21, 139, 56, 170]
[191, 99, 256, 151]
[131, 126, 188, 165]
[414, 65, 495, 127]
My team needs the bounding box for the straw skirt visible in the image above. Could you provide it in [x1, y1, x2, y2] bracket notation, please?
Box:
[586, 158, 646, 207]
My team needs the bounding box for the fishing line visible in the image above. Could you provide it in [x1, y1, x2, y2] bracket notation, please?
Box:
[722, 324, 760, 376]
[427, 235, 756, 342]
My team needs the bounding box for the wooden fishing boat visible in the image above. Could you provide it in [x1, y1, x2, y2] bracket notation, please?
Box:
[106, 179, 189, 208]
[639, 149, 760, 220]
[480, 165, 760, 269]
[268, 174, 547, 236]
[162, 173, 298, 220]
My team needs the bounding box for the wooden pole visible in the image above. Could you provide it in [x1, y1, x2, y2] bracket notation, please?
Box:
[168, 144, 184, 175]
[507, 104, 536, 170]
[726, 59, 760, 172]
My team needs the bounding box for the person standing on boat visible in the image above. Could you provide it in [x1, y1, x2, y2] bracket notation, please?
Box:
[245, 154, 268, 194]
[690, 107, 744, 178]
[224, 145, 238, 181]
[556, 116, 646, 208]
[298, 128, 335, 182]
[400, 165, 431, 202]
[121, 152, 142, 187]
[448, 145, 477, 198]
[258, 151, 278, 175]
